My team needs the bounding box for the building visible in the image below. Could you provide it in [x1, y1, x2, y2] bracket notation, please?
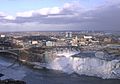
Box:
[0, 35, 5, 38]
[66, 32, 72, 38]
[84, 36, 92, 39]
[46, 41, 54, 47]
[72, 36, 78, 46]
[104, 38, 112, 43]
[32, 41, 38, 45]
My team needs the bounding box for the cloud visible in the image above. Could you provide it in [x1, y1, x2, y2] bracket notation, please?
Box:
[84, 3, 120, 30]
[16, 7, 61, 17]
[0, 12, 6, 17]
[105, 0, 120, 5]
[4, 15, 16, 20]
[16, 10, 33, 17]
[11, 2, 83, 24]
[0, 1, 120, 31]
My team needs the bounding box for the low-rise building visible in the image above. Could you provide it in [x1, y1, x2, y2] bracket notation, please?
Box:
[32, 41, 38, 45]
[84, 36, 92, 39]
[46, 41, 55, 47]
[0, 35, 5, 38]
[104, 38, 112, 43]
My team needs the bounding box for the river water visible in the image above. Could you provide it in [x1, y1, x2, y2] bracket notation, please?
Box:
[0, 56, 120, 84]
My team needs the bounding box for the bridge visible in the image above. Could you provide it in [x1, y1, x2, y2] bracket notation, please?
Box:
[0, 48, 47, 69]
[0, 49, 20, 60]
[0, 50, 19, 56]
[0, 49, 22, 68]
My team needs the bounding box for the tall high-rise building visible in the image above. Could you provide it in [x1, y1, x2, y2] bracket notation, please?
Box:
[66, 32, 72, 38]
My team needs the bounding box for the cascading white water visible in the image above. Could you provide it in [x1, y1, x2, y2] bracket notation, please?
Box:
[47, 51, 120, 79]
[72, 57, 120, 79]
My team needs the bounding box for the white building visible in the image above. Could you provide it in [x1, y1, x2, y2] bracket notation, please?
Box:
[46, 41, 54, 46]
[0, 35, 5, 38]
[32, 41, 38, 44]
[84, 36, 92, 39]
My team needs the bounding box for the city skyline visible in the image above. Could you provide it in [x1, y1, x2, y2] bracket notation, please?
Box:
[0, 0, 120, 31]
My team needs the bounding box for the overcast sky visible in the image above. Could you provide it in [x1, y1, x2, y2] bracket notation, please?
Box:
[0, 0, 120, 31]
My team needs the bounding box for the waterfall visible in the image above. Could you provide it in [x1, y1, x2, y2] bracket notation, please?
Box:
[46, 51, 120, 79]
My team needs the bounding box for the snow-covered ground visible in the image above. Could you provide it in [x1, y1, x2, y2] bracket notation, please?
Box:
[46, 51, 120, 79]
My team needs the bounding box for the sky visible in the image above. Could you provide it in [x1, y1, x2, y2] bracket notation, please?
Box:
[0, 0, 120, 31]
